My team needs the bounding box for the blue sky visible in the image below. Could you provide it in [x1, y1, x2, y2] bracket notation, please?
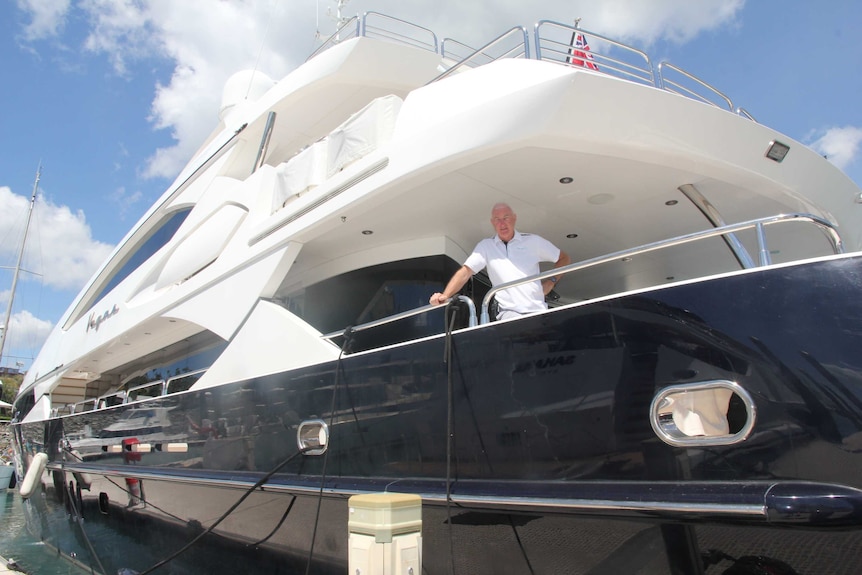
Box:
[1, 0, 861, 371]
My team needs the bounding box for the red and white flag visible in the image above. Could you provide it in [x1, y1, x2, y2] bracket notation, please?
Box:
[568, 32, 599, 71]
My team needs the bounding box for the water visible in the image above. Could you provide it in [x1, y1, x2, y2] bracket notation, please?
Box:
[0, 490, 84, 575]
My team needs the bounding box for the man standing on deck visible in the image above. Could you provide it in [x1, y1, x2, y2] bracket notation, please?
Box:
[430, 202, 571, 321]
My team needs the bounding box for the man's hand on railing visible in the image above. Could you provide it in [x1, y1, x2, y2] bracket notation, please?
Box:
[429, 292, 448, 305]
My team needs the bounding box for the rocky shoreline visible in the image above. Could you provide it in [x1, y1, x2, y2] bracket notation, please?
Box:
[0, 422, 12, 462]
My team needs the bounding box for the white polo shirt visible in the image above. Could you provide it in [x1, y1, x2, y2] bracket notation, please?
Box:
[464, 230, 561, 315]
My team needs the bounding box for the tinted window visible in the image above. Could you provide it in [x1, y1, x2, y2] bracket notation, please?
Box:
[90, 208, 192, 309]
[286, 256, 482, 352]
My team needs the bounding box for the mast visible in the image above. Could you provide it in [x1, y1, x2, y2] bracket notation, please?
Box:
[0, 165, 40, 367]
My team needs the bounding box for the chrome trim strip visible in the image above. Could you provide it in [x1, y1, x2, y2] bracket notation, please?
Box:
[50, 462, 765, 517]
[322, 294, 476, 341]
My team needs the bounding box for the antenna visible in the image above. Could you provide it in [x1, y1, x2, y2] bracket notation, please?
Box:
[315, 0, 351, 41]
[246, 2, 277, 100]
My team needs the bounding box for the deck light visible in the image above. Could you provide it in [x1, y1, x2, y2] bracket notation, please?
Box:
[559, 177, 573, 184]
[765, 140, 790, 163]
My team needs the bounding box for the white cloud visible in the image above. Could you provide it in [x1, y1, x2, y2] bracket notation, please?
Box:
[810, 126, 862, 171]
[107, 186, 144, 221]
[16, 0, 71, 41]
[0, 309, 54, 363]
[0, 186, 114, 292]
[79, 0, 160, 75]
[589, 0, 745, 44]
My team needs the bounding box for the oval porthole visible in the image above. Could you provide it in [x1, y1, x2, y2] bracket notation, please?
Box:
[650, 380, 756, 447]
[297, 419, 330, 456]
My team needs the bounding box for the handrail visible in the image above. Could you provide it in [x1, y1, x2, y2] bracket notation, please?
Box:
[322, 295, 477, 342]
[657, 61, 733, 111]
[306, 16, 361, 61]
[70, 398, 98, 414]
[64, 368, 208, 413]
[126, 379, 167, 402]
[678, 183, 755, 269]
[480, 212, 844, 323]
[361, 12, 438, 53]
[441, 38, 487, 63]
[304, 13, 752, 121]
[535, 21, 654, 86]
[165, 368, 208, 394]
[432, 26, 529, 84]
[317, 213, 841, 341]
[736, 107, 757, 122]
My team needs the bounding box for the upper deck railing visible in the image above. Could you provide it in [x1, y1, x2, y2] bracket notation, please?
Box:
[311, 12, 756, 121]
[54, 367, 209, 417]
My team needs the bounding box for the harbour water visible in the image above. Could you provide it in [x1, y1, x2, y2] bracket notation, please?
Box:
[0, 490, 83, 575]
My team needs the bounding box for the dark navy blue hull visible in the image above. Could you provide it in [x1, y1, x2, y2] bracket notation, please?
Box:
[15, 254, 862, 574]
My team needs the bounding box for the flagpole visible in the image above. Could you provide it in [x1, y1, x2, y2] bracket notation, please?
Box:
[568, 18, 582, 65]
[0, 164, 40, 367]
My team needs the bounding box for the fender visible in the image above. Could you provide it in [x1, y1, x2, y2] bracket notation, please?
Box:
[20, 452, 48, 499]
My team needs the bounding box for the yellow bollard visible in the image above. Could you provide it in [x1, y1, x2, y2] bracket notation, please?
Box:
[348, 493, 422, 575]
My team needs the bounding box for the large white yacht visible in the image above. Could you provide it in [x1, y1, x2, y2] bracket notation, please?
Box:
[11, 12, 862, 575]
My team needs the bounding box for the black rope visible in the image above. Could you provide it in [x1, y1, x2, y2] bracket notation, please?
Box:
[62, 447, 194, 529]
[304, 326, 354, 575]
[59, 458, 107, 575]
[508, 514, 536, 575]
[443, 301, 459, 575]
[134, 446, 312, 575]
[248, 495, 297, 547]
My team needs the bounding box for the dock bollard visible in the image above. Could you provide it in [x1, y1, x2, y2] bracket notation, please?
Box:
[348, 493, 422, 575]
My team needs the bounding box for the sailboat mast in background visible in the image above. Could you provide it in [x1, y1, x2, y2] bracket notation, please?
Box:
[0, 165, 40, 368]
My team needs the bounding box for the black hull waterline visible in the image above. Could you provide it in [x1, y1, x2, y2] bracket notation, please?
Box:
[15, 254, 862, 574]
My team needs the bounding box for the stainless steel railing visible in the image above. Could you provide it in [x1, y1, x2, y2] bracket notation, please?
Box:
[321, 295, 476, 343]
[534, 20, 654, 86]
[317, 213, 841, 347]
[435, 27, 529, 82]
[479, 212, 844, 323]
[310, 12, 755, 121]
[657, 61, 733, 112]
[61, 367, 210, 415]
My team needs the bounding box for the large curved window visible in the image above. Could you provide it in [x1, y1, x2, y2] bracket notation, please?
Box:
[69, 208, 192, 326]
[95, 208, 192, 304]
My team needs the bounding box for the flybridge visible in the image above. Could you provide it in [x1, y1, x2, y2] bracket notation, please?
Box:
[312, 12, 755, 120]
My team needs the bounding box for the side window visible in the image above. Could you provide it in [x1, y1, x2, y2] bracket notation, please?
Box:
[87, 208, 192, 312]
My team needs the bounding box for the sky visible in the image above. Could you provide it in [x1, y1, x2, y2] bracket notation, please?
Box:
[1, 0, 861, 372]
